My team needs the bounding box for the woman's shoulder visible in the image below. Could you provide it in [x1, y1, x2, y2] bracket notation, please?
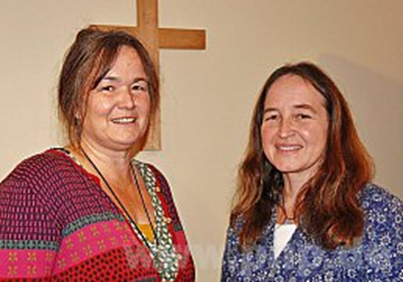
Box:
[360, 183, 402, 213]
[133, 159, 170, 190]
[5, 148, 71, 175]
[360, 183, 402, 237]
[360, 184, 403, 276]
[0, 149, 78, 216]
[1, 148, 76, 191]
[134, 159, 164, 176]
[134, 159, 184, 224]
[21, 148, 69, 164]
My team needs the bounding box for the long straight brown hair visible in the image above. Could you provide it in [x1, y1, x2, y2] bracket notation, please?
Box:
[231, 62, 373, 249]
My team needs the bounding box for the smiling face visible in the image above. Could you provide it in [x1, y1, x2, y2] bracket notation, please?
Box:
[79, 46, 151, 152]
[261, 74, 329, 182]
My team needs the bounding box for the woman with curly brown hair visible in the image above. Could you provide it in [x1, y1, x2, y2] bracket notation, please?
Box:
[0, 27, 195, 281]
[221, 62, 402, 281]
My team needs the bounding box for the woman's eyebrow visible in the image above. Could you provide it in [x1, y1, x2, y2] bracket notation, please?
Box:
[294, 103, 317, 113]
[132, 77, 148, 83]
[263, 107, 278, 114]
[99, 75, 119, 82]
[99, 76, 148, 83]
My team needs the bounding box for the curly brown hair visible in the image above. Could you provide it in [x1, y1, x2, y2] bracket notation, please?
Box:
[58, 27, 159, 147]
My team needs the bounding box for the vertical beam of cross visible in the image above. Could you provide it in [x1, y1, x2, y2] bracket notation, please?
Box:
[93, 0, 206, 150]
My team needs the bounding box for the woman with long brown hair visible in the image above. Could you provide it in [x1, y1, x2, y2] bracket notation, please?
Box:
[221, 62, 402, 281]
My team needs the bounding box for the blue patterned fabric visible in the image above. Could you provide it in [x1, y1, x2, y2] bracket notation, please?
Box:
[221, 184, 403, 281]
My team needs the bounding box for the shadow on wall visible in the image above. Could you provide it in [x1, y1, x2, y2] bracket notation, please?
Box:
[318, 55, 402, 196]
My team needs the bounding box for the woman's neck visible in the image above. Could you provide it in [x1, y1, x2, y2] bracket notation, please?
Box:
[67, 141, 133, 190]
[282, 180, 302, 208]
[279, 173, 312, 221]
[281, 170, 315, 204]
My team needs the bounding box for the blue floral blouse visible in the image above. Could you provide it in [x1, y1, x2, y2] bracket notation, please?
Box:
[221, 184, 403, 281]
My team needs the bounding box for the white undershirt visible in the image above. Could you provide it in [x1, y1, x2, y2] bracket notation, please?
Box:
[273, 223, 297, 258]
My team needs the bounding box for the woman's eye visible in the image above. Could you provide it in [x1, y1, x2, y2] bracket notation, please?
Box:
[296, 113, 311, 119]
[132, 85, 144, 91]
[264, 115, 278, 122]
[101, 85, 114, 92]
[132, 83, 148, 92]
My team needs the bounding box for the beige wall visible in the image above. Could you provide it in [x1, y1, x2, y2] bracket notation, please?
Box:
[1, 0, 402, 280]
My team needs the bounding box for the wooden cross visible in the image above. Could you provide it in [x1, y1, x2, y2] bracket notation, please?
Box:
[93, 0, 206, 150]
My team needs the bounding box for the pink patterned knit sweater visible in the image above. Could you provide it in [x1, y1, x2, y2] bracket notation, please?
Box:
[0, 149, 195, 281]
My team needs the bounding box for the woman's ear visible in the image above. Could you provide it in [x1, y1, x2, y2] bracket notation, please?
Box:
[74, 105, 84, 120]
[74, 112, 82, 122]
[75, 111, 81, 120]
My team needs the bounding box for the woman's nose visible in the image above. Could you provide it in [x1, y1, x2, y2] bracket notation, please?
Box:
[118, 87, 135, 109]
[278, 118, 294, 138]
